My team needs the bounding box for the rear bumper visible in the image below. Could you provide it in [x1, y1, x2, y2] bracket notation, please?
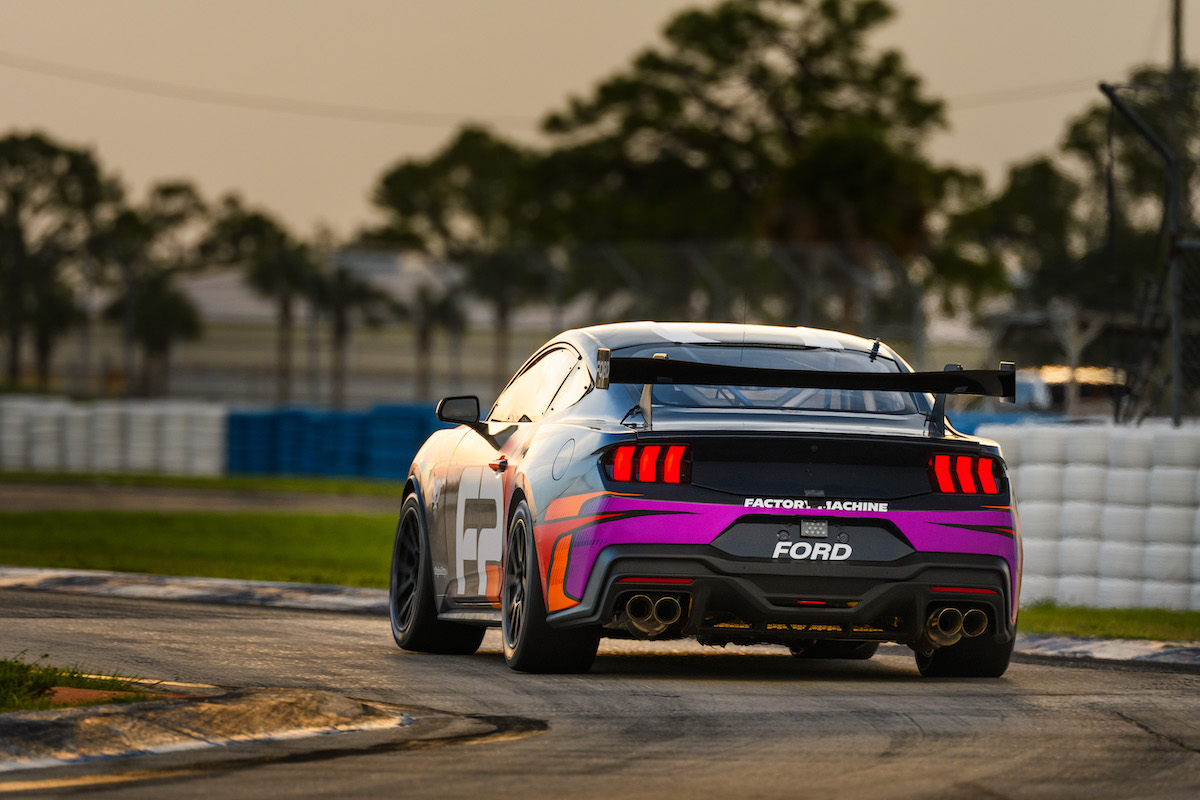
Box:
[548, 544, 1016, 647]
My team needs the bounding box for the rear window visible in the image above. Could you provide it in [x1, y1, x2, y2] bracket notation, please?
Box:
[617, 344, 919, 415]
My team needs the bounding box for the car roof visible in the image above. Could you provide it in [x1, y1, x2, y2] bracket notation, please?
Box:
[567, 321, 879, 354]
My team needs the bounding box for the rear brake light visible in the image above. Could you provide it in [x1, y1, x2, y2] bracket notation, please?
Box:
[928, 454, 1002, 495]
[605, 444, 692, 484]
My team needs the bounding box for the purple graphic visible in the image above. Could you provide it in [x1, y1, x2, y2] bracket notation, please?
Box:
[562, 495, 1020, 602]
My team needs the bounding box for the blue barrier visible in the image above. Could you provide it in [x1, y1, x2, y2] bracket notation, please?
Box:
[226, 404, 450, 479]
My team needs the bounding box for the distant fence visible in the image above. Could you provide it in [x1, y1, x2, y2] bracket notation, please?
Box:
[976, 421, 1200, 611]
[0, 396, 446, 481]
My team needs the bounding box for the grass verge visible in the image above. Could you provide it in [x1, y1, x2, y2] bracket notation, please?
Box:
[0, 511, 394, 588]
[0, 471, 403, 498]
[1020, 602, 1200, 643]
[1, 652, 150, 713]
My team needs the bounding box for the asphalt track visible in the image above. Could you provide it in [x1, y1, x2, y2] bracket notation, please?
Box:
[2, 590, 1199, 799]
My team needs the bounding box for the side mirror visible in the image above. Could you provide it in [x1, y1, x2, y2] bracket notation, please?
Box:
[436, 395, 480, 425]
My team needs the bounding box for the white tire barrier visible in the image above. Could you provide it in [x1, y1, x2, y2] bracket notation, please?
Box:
[1099, 542, 1145, 579]
[1057, 575, 1099, 607]
[1096, 578, 1143, 609]
[1020, 575, 1057, 605]
[1145, 506, 1197, 545]
[61, 406, 92, 473]
[1108, 427, 1156, 469]
[1143, 543, 1192, 582]
[1148, 467, 1199, 507]
[1017, 501, 1060, 542]
[1058, 538, 1101, 576]
[977, 424, 1021, 465]
[1019, 465, 1064, 503]
[1022, 425, 1070, 465]
[1059, 501, 1103, 539]
[27, 403, 66, 472]
[1066, 427, 1111, 465]
[1100, 505, 1146, 542]
[89, 402, 124, 473]
[1105, 468, 1151, 507]
[1062, 465, 1108, 503]
[1153, 429, 1200, 467]
[1142, 580, 1190, 610]
[1022, 539, 1059, 577]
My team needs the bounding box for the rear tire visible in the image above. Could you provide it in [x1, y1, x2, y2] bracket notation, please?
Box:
[502, 500, 599, 673]
[915, 634, 1014, 678]
[390, 495, 485, 655]
[790, 640, 879, 660]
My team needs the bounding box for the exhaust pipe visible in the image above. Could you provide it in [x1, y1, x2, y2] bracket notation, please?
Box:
[925, 607, 964, 648]
[961, 608, 988, 638]
[625, 594, 668, 637]
[622, 594, 684, 637]
[654, 596, 682, 627]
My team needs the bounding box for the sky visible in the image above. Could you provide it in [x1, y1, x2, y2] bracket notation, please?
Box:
[1, 0, 1194, 240]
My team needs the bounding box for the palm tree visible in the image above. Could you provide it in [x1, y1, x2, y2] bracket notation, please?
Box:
[316, 257, 400, 408]
[104, 271, 202, 396]
[204, 195, 311, 405]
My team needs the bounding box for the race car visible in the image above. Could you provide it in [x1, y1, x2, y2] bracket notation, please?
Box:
[389, 322, 1021, 677]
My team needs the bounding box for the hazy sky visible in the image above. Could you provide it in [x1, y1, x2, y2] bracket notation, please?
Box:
[2, 0, 1194, 238]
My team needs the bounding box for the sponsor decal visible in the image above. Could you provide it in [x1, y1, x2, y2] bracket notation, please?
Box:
[744, 497, 889, 512]
[772, 541, 853, 561]
[433, 565, 448, 578]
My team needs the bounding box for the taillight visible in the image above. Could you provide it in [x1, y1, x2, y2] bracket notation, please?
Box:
[605, 444, 691, 484]
[929, 454, 1002, 495]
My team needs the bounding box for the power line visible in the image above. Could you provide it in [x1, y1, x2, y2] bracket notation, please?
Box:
[948, 76, 1111, 110]
[0, 49, 543, 130]
[2, 47, 1126, 123]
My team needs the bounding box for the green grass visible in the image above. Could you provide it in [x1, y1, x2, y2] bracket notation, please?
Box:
[0, 471, 404, 498]
[0, 652, 150, 713]
[1020, 602, 1200, 643]
[0, 511, 394, 588]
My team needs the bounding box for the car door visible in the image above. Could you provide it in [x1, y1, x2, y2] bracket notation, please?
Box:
[441, 347, 580, 606]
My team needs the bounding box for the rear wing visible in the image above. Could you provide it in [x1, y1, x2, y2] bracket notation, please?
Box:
[594, 349, 1015, 435]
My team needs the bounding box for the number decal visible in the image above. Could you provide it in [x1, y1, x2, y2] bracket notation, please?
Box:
[455, 466, 504, 597]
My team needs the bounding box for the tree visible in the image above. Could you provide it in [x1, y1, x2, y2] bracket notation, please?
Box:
[947, 64, 1200, 413]
[103, 271, 202, 396]
[316, 255, 400, 408]
[370, 126, 547, 392]
[0, 132, 109, 386]
[91, 181, 207, 397]
[204, 195, 313, 405]
[536, 0, 968, 325]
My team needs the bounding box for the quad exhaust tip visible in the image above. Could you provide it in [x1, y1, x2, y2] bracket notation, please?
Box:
[624, 593, 683, 637]
[923, 606, 990, 650]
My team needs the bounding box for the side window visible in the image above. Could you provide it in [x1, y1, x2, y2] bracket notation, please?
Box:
[547, 361, 592, 414]
[489, 348, 579, 423]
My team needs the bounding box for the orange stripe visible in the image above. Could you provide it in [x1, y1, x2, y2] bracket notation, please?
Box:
[546, 534, 578, 612]
[544, 491, 610, 521]
[485, 564, 501, 609]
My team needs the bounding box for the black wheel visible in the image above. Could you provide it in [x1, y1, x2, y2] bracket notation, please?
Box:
[915, 634, 1014, 678]
[390, 495, 485, 655]
[790, 640, 879, 660]
[502, 499, 599, 673]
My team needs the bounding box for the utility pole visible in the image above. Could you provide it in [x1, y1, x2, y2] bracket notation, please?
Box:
[1168, 0, 1185, 425]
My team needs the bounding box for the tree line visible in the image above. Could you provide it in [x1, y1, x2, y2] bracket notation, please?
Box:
[2, 0, 1193, 405]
